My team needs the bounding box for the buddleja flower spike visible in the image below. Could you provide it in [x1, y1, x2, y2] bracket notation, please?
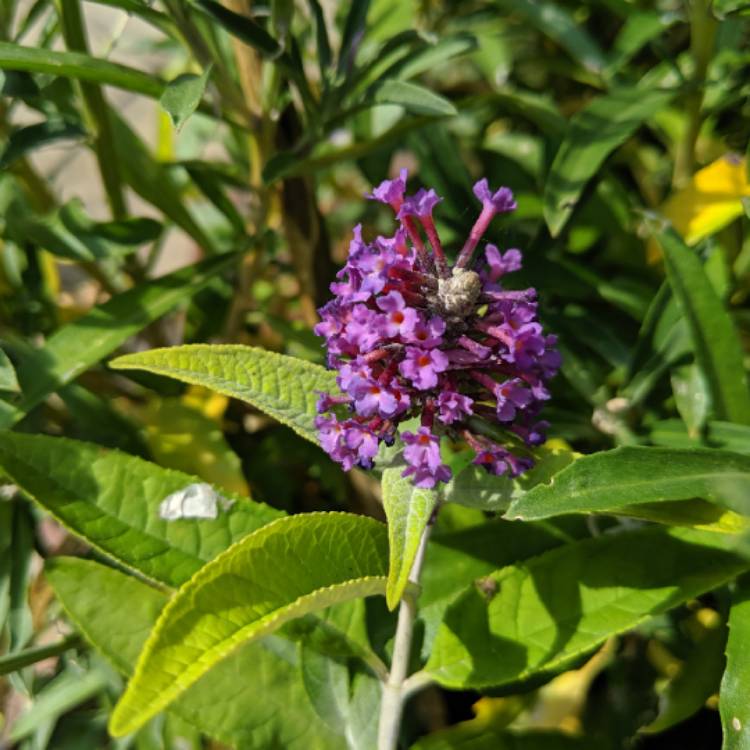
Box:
[314, 170, 561, 489]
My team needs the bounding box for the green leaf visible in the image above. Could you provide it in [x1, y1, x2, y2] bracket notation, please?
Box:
[47, 557, 346, 749]
[9, 666, 111, 743]
[644, 610, 726, 734]
[0, 41, 164, 97]
[160, 66, 212, 130]
[0, 348, 19, 393]
[110, 344, 339, 445]
[656, 227, 750, 425]
[506, 447, 750, 523]
[373, 79, 457, 117]
[110, 113, 218, 252]
[0, 253, 237, 428]
[192, 0, 283, 57]
[6, 198, 161, 262]
[381, 467, 439, 610]
[419, 518, 584, 660]
[109, 512, 389, 736]
[444, 446, 577, 513]
[0, 120, 86, 169]
[496, 0, 607, 74]
[0, 432, 281, 586]
[544, 87, 675, 236]
[425, 526, 748, 689]
[412, 728, 604, 750]
[0, 636, 81, 676]
[720, 576, 750, 750]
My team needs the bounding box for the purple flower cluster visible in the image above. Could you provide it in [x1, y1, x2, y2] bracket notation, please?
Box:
[314, 170, 560, 489]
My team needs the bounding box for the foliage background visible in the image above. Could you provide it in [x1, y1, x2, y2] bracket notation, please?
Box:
[1, 0, 750, 747]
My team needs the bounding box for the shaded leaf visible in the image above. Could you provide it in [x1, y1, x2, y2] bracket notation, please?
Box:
[109, 513, 389, 736]
[0, 432, 281, 586]
[0, 348, 19, 393]
[425, 526, 747, 688]
[544, 87, 675, 236]
[0, 120, 86, 169]
[374, 79, 457, 117]
[412, 728, 604, 749]
[497, 0, 606, 74]
[656, 226, 750, 425]
[0, 253, 238, 428]
[720, 576, 750, 750]
[111, 344, 339, 445]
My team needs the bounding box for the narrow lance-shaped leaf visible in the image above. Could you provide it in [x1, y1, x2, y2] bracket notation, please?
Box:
[0, 253, 238, 428]
[544, 87, 675, 236]
[506, 446, 750, 522]
[655, 226, 750, 425]
[0, 41, 164, 97]
[0, 432, 281, 587]
[109, 512, 389, 736]
[720, 575, 750, 750]
[381, 467, 439, 610]
[425, 526, 748, 689]
[47, 557, 347, 749]
[373, 79, 457, 117]
[0, 120, 86, 169]
[110, 345, 339, 445]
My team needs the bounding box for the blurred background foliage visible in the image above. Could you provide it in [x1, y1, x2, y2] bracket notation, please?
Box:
[1, 0, 750, 747]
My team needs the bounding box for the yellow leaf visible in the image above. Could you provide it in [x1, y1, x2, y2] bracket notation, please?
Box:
[663, 154, 750, 246]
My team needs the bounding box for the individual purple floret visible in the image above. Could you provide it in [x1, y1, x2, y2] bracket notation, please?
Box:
[314, 170, 560, 488]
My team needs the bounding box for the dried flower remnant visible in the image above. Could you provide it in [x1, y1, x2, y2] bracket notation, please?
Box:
[314, 170, 560, 489]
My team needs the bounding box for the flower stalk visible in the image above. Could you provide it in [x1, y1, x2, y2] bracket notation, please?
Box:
[377, 519, 433, 750]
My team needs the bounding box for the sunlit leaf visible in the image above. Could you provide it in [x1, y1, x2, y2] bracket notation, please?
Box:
[111, 345, 339, 445]
[425, 526, 747, 689]
[0, 432, 280, 586]
[109, 513, 388, 736]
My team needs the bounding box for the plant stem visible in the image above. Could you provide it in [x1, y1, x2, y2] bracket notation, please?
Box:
[377, 522, 433, 750]
[672, 0, 716, 189]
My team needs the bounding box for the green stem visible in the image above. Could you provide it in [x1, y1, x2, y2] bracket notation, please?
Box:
[672, 0, 717, 188]
[56, 0, 128, 219]
[0, 635, 83, 675]
[377, 521, 433, 750]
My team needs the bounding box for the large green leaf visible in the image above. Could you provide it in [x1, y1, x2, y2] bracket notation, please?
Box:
[419, 518, 586, 660]
[720, 576, 750, 750]
[425, 526, 747, 688]
[109, 512, 389, 736]
[0, 41, 164, 97]
[656, 227, 750, 425]
[381, 467, 439, 610]
[544, 87, 675, 236]
[47, 557, 346, 749]
[0, 432, 281, 587]
[444, 446, 577, 513]
[110, 345, 339, 444]
[506, 447, 750, 523]
[0, 253, 237, 428]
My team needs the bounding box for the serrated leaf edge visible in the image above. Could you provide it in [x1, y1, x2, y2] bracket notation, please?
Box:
[109, 512, 388, 737]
